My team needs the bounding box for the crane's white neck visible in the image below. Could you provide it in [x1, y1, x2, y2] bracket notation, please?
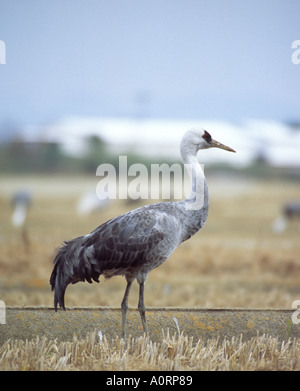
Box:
[181, 148, 208, 211]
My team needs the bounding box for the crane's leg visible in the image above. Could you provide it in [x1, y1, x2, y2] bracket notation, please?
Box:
[138, 281, 148, 335]
[121, 278, 133, 340]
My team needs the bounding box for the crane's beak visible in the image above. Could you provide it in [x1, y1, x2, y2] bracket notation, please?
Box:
[211, 139, 236, 153]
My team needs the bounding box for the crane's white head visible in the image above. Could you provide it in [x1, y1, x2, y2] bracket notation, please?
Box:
[180, 128, 235, 162]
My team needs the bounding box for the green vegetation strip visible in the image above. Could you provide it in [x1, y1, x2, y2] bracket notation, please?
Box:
[1, 306, 299, 344]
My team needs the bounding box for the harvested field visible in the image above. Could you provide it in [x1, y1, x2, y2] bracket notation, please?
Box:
[1, 331, 300, 371]
[0, 174, 300, 370]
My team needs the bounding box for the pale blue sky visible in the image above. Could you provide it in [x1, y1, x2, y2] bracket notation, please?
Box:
[0, 0, 299, 128]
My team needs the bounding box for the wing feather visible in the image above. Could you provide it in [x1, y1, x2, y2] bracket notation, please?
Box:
[85, 207, 165, 274]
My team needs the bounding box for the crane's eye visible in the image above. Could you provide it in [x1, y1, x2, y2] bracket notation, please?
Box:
[202, 130, 212, 144]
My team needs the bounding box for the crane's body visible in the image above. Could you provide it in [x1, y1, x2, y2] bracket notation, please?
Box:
[50, 129, 235, 338]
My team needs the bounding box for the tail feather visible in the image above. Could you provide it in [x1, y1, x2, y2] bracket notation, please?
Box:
[50, 240, 76, 311]
[50, 236, 101, 311]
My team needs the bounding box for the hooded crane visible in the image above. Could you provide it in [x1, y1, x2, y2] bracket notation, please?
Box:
[50, 129, 235, 339]
[11, 190, 32, 250]
[11, 190, 32, 228]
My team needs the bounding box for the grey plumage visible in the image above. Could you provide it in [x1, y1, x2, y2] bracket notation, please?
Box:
[50, 200, 207, 306]
[50, 129, 235, 338]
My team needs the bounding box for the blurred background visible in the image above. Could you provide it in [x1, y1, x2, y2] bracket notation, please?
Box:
[0, 0, 300, 311]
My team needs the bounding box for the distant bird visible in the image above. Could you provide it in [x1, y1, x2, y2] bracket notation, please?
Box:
[50, 129, 235, 339]
[11, 190, 32, 250]
[272, 202, 300, 233]
[11, 191, 32, 228]
[77, 190, 110, 216]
